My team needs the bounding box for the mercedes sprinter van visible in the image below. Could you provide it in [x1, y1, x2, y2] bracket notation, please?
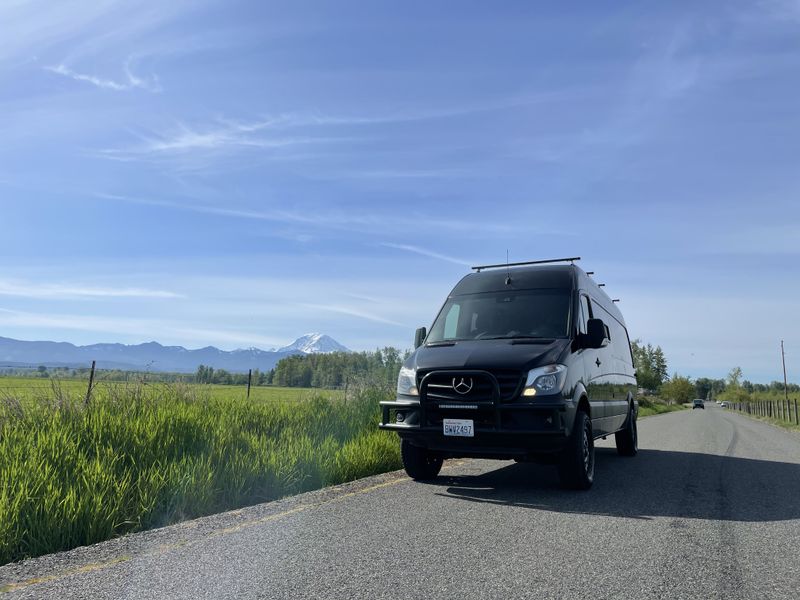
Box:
[379, 258, 637, 489]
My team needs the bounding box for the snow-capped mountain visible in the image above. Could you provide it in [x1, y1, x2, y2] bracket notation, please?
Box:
[277, 333, 350, 354]
[0, 333, 350, 373]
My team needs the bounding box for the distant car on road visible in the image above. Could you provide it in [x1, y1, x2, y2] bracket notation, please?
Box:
[693, 399, 704, 409]
[720, 402, 728, 408]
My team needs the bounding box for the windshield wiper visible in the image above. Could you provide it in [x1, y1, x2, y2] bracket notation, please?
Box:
[510, 338, 555, 345]
[479, 335, 556, 344]
[482, 335, 542, 340]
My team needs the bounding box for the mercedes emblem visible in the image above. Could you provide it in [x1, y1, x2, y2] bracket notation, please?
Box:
[452, 377, 474, 395]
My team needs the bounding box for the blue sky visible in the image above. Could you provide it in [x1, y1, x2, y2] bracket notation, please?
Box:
[1, 0, 799, 382]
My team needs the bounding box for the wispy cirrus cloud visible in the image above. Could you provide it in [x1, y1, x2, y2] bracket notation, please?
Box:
[380, 243, 473, 266]
[0, 279, 182, 300]
[44, 62, 160, 92]
[300, 303, 407, 327]
[94, 193, 523, 236]
[95, 90, 568, 161]
[96, 118, 356, 165]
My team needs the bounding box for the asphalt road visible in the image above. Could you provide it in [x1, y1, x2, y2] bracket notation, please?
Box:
[3, 404, 800, 599]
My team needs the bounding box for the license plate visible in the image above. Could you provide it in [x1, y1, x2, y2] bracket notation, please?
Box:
[443, 418, 474, 437]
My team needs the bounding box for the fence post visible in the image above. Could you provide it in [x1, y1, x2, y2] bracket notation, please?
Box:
[85, 360, 96, 407]
[795, 398, 798, 425]
[246, 369, 252, 400]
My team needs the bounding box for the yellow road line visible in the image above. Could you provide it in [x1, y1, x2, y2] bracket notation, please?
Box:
[1, 557, 130, 594]
[1, 473, 413, 594]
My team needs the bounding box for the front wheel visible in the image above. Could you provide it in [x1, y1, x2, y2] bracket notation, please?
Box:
[401, 439, 443, 480]
[615, 404, 638, 457]
[557, 411, 594, 490]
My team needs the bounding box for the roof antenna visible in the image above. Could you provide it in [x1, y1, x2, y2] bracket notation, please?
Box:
[505, 250, 512, 285]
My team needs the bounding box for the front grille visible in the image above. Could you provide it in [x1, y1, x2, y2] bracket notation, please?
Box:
[492, 370, 525, 400]
[418, 369, 523, 403]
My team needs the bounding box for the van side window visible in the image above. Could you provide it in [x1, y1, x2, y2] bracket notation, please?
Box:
[593, 304, 635, 368]
[443, 304, 460, 339]
[622, 326, 635, 366]
[578, 295, 592, 334]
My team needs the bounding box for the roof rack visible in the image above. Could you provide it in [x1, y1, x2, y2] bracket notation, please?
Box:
[471, 256, 580, 272]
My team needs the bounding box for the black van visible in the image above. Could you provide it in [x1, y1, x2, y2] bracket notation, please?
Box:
[379, 258, 637, 489]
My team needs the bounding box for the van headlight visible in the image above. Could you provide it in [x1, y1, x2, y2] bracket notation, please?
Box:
[396, 366, 418, 396]
[523, 364, 567, 397]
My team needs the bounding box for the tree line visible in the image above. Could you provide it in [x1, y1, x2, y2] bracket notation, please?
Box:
[629, 340, 799, 405]
[7, 344, 794, 406]
[0, 349, 409, 390]
[270, 348, 408, 390]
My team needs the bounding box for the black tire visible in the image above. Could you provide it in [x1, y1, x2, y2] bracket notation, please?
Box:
[557, 411, 594, 490]
[615, 403, 638, 457]
[401, 439, 443, 480]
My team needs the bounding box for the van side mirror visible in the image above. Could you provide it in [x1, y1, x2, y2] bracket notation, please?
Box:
[414, 327, 427, 349]
[585, 318, 608, 349]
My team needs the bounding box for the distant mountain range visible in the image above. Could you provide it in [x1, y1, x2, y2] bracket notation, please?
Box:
[0, 333, 350, 373]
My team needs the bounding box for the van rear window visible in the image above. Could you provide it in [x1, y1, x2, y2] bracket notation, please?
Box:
[427, 289, 571, 342]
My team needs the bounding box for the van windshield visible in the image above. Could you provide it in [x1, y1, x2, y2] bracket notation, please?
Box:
[426, 289, 571, 343]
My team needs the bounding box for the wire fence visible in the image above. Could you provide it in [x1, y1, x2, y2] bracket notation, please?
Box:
[727, 397, 800, 426]
[0, 362, 352, 403]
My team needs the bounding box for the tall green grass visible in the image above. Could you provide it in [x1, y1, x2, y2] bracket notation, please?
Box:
[637, 395, 688, 418]
[0, 383, 400, 565]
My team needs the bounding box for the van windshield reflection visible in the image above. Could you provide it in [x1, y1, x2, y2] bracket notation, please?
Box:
[426, 289, 571, 343]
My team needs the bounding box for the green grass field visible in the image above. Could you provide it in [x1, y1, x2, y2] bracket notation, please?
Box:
[0, 379, 397, 566]
[0, 376, 343, 404]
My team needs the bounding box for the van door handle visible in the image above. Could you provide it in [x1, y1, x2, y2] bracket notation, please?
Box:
[595, 358, 601, 368]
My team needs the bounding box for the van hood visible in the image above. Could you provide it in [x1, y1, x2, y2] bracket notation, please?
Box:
[410, 338, 570, 372]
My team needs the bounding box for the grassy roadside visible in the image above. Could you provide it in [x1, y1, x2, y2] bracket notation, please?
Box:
[0, 383, 400, 566]
[727, 409, 800, 433]
[637, 397, 688, 418]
